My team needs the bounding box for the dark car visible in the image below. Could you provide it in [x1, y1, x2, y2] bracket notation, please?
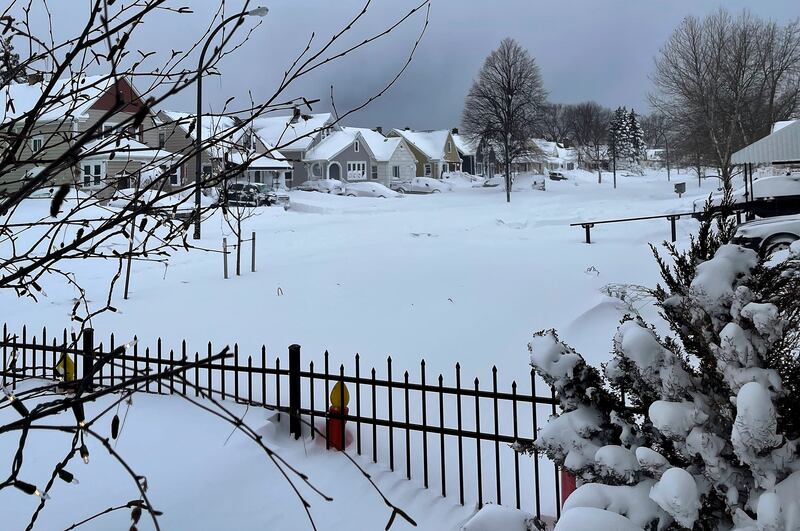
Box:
[731, 214, 800, 256]
[225, 183, 274, 207]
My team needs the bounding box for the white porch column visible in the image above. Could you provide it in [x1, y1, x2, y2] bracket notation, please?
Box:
[278, 171, 287, 190]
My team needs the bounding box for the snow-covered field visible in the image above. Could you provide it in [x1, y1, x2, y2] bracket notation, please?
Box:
[1, 169, 725, 529]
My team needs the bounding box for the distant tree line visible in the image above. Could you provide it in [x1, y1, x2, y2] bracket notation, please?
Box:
[462, 8, 800, 194]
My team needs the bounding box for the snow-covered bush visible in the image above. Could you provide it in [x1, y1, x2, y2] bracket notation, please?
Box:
[526, 211, 800, 530]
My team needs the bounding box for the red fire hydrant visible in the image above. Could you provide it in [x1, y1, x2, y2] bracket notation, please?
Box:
[561, 469, 577, 506]
[327, 406, 349, 451]
[327, 381, 350, 451]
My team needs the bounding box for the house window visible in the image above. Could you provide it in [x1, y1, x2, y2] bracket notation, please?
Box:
[371, 165, 378, 180]
[312, 163, 322, 177]
[103, 123, 114, 138]
[31, 136, 43, 153]
[285, 171, 293, 187]
[354, 140, 360, 153]
[392, 165, 400, 179]
[253, 170, 263, 183]
[424, 163, 431, 176]
[83, 163, 102, 186]
[447, 141, 452, 153]
[158, 131, 166, 148]
[159, 165, 179, 186]
[347, 161, 367, 180]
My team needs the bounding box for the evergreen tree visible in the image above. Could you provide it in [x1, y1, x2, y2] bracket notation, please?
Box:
[525, 203, 800, 529]
[628, 109, 645, 165]
[608, 107, 631, 166]
[0, 37, 26, 87]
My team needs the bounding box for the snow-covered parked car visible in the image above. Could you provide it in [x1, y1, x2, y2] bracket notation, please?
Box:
[482, 175, 505, 188]
[391, 177, 451, 194]
[692, 174, 800, 218]
[731, 214, 800, 256]
[225, 183, 289, 208]
[343, 182, 401, 198]
[548, 170, 567, 181]
[295, 179, 344, 194]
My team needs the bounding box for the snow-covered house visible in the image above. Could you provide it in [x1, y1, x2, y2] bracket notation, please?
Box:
[511, 139, 577, 174]
[344, 128, 416, 184]
[387, 129, 462, 178]
[253, 113, 337, 187]
[0, 75, 166, 194]
[452, 130, 478, 175]
[156, 111, 292, 189]
[301, 128, 375, 183]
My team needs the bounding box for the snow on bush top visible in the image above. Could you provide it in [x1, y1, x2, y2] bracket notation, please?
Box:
[690, 244, 758, 307]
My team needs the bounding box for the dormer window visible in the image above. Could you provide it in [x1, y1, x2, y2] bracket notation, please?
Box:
[31, 136, 43, 153]
[447, 141, 452, 153]
[354, 140, 360, 153]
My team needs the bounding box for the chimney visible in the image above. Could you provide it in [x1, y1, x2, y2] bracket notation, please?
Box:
[374, 126, 383, 134]
[404, 127, 411, 131]
[452, 128, 459, 135]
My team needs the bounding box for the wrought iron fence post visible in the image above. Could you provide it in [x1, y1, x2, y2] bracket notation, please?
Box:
[82, 328, 95, 390]
[289, 344, 301, 439]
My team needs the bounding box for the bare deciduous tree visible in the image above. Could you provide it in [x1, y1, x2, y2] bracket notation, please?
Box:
[538, 103, 571, 145]
[565, 101, 612, 183]
[650, 8, 800, 190]
[462, 38, 547, 202]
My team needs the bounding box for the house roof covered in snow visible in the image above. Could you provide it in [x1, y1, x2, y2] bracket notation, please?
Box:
[344, 127, 403, 162]
[81, 137, 176, 163]
[452, 134, 478, 156]
[390, 129, 452, 160]
[1, 75, 116, 124]
[159, 110, 236, 142]
[159, 110, 290, 168]
[732, 119, 800, 164]
[304, 129, 374, 161]
[253, 113, 333, 152]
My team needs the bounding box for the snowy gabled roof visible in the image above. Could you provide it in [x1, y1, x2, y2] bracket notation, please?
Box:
[227, 149, 293, 170]
[732, 119, 800, 165]
[253, 113, 333, 152]
[304, 129, 374, 161]
[390, 129, 452, 160]
[81, 137, 176, 163]
[0, 74, 114, 124]
[344, 127, 403, 162]
[159, 110, 237, 143]
[158, 110, 291, 168]
[452, 134, 478, 156]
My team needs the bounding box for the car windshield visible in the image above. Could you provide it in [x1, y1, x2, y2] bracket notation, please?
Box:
[229, 184, 244, 191]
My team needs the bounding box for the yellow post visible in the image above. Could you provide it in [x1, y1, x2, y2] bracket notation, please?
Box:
[55, 354, 76, 381]
[330, 380, 350, 409]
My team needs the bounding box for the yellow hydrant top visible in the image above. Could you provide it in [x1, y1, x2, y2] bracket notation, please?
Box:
[330, 381, 350, 409]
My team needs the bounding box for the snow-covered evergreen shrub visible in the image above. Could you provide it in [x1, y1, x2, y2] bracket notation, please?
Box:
[527, 211, 800, 530]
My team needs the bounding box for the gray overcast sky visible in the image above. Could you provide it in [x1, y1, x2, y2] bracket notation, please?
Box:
[23, 0, 800, 129]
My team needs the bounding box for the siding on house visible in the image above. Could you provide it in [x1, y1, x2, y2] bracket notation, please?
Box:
[0, 77, 164, 195]
[328, 142, 372, 182]
[375, 142, 416, 184]
[1, 121, 78, 193]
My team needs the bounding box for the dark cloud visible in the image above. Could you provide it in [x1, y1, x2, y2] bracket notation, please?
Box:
[19, 0, 800, 129]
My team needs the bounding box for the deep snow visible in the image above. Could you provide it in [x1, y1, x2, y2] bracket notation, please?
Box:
[1, 168, 727, 529]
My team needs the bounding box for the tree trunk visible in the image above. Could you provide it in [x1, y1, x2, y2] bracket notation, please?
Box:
[236, 216, 242, 276]
[504, 139, 511, 203]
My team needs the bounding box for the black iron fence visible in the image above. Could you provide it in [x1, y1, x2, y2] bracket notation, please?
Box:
[1, 324, 563, 520]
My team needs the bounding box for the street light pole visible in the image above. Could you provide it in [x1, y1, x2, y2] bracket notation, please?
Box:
[660, 130, 671, 182]
[193, 6, 269, 240]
